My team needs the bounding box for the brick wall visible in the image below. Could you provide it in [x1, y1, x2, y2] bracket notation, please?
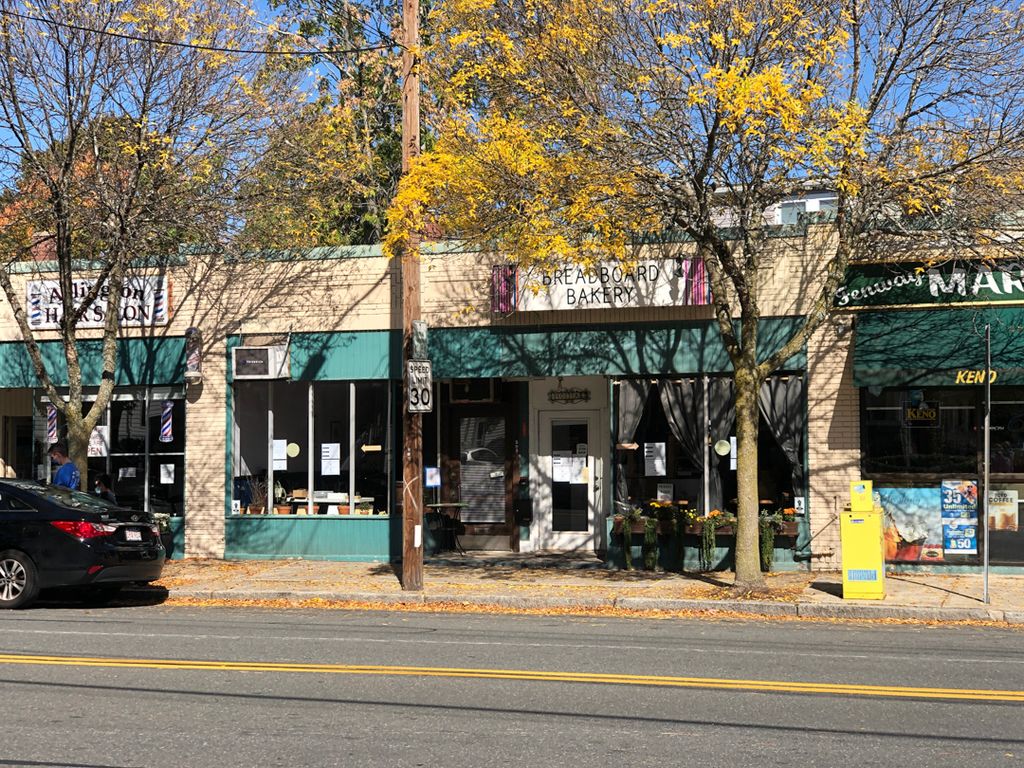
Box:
[806, 322, 860, 569]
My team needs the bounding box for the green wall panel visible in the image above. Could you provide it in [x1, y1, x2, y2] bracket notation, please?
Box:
[224, 516, 391, 561]
[0, 336, 184, 388]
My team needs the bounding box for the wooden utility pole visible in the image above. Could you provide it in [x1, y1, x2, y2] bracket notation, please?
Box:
[400, 0, 423, 591]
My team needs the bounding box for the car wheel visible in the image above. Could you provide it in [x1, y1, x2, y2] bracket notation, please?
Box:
[0, 550, 40, 610]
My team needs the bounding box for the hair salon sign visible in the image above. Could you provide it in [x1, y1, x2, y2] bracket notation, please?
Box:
[492, 259, 711, 313]
[837, 261, 1024, 309]
[27, 277, 169, 330]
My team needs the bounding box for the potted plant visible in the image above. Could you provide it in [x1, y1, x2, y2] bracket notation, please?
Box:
[153, 512, 172, 555]
[247, 477, 267, 515]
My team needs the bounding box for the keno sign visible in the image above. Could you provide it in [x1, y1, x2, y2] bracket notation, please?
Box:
[28, 277, 169, 330]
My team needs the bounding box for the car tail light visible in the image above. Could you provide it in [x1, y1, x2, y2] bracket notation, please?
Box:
[51, 520, 117, 539]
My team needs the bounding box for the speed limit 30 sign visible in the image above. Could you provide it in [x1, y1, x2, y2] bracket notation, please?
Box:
[406, 360, 433, 413]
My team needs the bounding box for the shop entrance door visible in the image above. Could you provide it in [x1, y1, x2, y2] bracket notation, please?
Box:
[536, 411, 601, 551]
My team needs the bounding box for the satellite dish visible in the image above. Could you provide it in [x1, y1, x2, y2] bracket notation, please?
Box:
[713, 439, 732, 457]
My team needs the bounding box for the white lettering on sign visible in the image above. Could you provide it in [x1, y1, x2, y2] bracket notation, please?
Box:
[27, 277, 169, 330]
[518, 259, 709, 311]
[407, 360, 433, 413]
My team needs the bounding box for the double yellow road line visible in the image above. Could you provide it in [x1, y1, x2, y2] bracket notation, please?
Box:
[0, 653, 1020, 702]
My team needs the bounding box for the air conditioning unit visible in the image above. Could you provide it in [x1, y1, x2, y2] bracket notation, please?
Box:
[449, 378, 495, 403]
[232, 345, 289, 380]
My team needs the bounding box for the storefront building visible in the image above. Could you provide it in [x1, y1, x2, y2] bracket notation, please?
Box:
[843, 259, 1024, 568]
[10, 233, 1020, 571]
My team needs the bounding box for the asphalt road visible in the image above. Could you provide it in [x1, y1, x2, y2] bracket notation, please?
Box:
[0, 600, 1021, 768]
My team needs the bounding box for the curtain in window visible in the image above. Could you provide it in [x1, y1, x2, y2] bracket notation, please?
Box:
[615, 379, 650, 511]
[657, 379, 704, 509]
[707, 377, 735, 512]
[758, 376, 806, 497]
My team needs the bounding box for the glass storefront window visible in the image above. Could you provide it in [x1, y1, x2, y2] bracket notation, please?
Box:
[862, 387, 977, 474]
[617, 387, 701, 507]
[353, 382, 388, 513]
[312, 382, 350, 499]
[232, 379, 391, 515]
[34, 388, 185, 515]
[271, 381, 310, 505]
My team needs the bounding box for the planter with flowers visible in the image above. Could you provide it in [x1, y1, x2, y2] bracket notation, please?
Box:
[609, 501, 700, 571]
[607, 504, 803, 572]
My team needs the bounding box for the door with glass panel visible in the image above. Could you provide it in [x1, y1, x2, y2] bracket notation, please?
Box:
[536, 411, 600, 550]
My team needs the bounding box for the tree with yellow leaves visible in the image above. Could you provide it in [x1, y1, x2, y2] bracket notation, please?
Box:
[241, 0, 409, 246]
[388, 0, 1024, 587]
[0, 0, 300, 487]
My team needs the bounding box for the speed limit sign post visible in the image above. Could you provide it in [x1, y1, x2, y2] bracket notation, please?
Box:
[407, 360, 433, 413]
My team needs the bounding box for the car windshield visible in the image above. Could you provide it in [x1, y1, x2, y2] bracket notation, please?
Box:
[1, 478, 119, 512]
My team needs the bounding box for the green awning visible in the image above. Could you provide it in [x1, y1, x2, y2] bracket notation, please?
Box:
[853, 307, 1024, 386]
[0, 336, 185, 388]
[430, 318, 806, 378]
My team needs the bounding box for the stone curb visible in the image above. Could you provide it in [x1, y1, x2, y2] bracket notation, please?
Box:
[796, 603, 999, 622]
[157, 588, 1023, 623]
[614, 597, 798, 616]
[424, 593, 615, 610]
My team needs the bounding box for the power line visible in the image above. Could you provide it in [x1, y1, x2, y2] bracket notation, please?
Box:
[0, 7, 398, 57]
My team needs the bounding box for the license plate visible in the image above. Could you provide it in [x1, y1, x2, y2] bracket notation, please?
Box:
[124, 529, 142, 541]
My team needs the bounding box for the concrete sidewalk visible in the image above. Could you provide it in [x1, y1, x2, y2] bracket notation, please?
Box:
[149, 555, 1024, 624]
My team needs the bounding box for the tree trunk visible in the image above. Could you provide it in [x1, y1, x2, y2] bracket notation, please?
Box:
[67, 413, 90, 492]
[733, 364, 764, 589]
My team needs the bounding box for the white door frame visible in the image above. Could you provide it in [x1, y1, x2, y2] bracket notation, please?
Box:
[532, 409, 603, 551]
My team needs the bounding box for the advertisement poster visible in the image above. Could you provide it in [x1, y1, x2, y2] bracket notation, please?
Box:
[876, 487, 945, 563]
[644, 442, 666, 476]
[87, 425, 109, 458]
[941, 479, 978, 555]
[988, 489, 1019, 532]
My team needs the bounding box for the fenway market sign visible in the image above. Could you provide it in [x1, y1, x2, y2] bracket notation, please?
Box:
[838, 260, 1024, 309]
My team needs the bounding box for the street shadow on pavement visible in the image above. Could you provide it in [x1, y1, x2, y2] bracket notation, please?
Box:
[808, 580, 843, 598]
[30, 585, 170, 610]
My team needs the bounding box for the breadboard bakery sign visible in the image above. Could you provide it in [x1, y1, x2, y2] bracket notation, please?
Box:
[27, 276, 169, 330]
[493, 258, 711, 312]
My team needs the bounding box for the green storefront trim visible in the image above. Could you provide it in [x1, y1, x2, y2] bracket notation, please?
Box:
[0, 336, 184, 388]
[854, 306, 1024, 386]
[224, 515, 394, 561]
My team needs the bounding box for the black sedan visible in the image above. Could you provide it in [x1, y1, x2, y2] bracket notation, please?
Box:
[0, 478, 164, 609]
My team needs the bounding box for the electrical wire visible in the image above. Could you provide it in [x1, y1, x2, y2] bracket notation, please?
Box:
[0, 7, 399, 56]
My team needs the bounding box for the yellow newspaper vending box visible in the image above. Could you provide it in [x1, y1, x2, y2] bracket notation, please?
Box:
[840, 506, 885, 600]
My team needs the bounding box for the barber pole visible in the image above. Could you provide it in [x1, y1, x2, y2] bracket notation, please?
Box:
[159, 401, 173, 443]
[46, 404, 57, 444]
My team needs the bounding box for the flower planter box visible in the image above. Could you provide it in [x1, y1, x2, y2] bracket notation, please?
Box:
[681, 520, 798, 536]
[775, 520, 799, 536]
[611, 517, 672, 536]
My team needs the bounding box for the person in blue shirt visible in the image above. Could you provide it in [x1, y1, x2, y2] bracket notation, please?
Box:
[48, 442, 81, 490]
